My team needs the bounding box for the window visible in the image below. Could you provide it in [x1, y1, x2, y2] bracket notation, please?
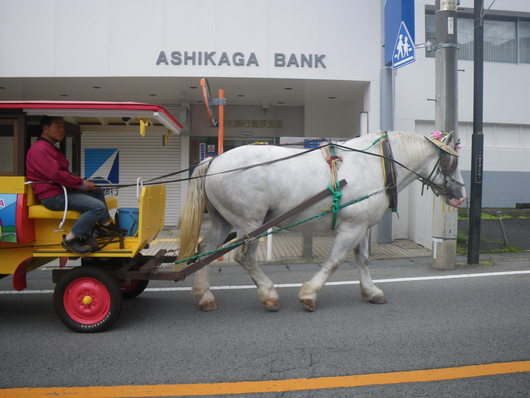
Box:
[425, 11, 530, 64]
[457, 17, 474, 61]
[0, 120, 15, 174]
[484, 19, 516, 63]
[520, 20, 530, 63]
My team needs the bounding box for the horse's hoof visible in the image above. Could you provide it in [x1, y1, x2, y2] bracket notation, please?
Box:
[263, 299, 280, 311]
[199, 301, 218, 311]
[300, 298, 316, 312]
[368, 294, 387, 304]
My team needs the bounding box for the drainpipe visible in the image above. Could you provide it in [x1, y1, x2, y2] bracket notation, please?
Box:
[378, 1, 394, 244]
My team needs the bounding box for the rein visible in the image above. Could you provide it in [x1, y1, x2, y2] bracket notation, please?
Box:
[97, 133, 454, 199]
[330, 140, 454, 197]
[99, 145, 325, 189]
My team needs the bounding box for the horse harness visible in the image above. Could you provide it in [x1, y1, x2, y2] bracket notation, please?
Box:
[380, 134, 398, 212]
[321, 134, 398, 219]
[421, 134, 462, 198]
[370, 133, 461, 208]
[320, 141, 343, 191]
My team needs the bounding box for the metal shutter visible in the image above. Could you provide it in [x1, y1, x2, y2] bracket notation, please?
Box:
[81, 130, 183, 226]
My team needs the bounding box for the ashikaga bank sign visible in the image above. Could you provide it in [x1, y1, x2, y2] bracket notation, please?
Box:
[155, 50, 327, 68]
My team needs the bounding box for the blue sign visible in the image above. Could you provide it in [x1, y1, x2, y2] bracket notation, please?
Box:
[384, 0, 415, 66]
[303, 139, 327, 148]
[392, 21, 415, 69]
[85, 148, 120, 184]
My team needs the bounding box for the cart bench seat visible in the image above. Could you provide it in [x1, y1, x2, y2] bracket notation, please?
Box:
[28, 197, 118, 219]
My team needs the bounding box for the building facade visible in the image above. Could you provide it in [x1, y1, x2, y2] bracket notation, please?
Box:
[1, 0, 528, 249]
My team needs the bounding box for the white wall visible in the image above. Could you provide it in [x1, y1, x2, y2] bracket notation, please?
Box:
[0, 0, 381, 82]
[397, 0, 530, 127]
[305, 102, 361, 138]
[391, 0, 530, 246]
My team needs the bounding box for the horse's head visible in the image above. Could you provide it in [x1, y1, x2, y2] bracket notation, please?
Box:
[423, 131, 467, 208]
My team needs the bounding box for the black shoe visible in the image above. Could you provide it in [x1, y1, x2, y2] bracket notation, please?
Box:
[95, 222, 124, 237]
[83, 236, 100, 251]
[61, 235, 93, 254]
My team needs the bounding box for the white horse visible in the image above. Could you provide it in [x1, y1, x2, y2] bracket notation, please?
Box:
[178, 131, 466, 312]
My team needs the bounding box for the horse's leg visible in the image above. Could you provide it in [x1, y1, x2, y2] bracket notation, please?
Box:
[234, 239, 280, 311]
[192, 206, 232, 311]
[298, 227, 364, 311]
[354, 233, 387, 304]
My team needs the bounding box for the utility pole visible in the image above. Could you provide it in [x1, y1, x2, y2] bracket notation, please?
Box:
[432, 0, 459, 269]
[467, 0, 484, 264]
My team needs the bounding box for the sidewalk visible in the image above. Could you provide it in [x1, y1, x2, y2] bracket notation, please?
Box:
[146, 209, 530, 265]
[146, 227, 432, 265]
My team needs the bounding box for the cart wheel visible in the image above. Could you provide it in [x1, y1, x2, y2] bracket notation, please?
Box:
[120, 279, 149, 299]
[54, 267, 122, 333]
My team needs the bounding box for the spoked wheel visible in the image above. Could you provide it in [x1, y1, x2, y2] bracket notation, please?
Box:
[120, 279, 149, 299]
[54, 267, 122, 333]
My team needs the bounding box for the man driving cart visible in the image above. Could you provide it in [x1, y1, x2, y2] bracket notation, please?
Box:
[26, 116, 120, 253]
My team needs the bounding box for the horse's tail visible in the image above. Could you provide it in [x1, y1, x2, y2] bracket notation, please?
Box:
[177, 158, 213, 261]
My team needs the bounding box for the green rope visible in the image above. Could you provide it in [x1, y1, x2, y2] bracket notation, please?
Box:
[338, 192, 375, 209]
[175, 188, 384, 266]
[328, 182, 343, 229]
[329, 141, 338, 158]
[329, 132, 388, 154]
[174, 238, 248, 265]
[324, 133, 388, 229]
[363, 132, 388, 150]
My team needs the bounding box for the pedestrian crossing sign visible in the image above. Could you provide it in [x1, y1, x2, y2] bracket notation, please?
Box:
[392, 21, 415, 69]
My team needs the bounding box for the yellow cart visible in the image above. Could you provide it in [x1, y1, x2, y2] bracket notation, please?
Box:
[0, 101, 183, 332]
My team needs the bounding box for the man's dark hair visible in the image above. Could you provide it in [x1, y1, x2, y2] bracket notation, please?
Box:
[40, 116, 63, 128]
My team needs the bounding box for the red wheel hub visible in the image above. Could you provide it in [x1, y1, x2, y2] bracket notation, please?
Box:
[120, 279, 139, 293]
[63, 277, 111, 325]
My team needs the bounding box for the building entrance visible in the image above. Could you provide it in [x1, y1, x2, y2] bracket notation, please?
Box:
[190, 136, 276, 165]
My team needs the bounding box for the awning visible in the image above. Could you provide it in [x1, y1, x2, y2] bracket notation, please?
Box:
[0, 100, 185, 135]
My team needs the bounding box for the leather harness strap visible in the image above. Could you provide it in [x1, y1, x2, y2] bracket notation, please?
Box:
[380, 135, 398, 211]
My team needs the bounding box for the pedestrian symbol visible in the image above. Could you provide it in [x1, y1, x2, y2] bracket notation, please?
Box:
[392, 21, 415, 69]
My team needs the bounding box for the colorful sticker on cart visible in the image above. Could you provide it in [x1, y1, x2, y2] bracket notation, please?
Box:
[0, 194, 17, 243]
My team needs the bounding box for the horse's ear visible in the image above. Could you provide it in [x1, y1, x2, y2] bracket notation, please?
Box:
[443, 131, 455, 144]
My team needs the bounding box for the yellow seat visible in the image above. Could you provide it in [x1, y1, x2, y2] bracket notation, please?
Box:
[28, 196, 118, 219]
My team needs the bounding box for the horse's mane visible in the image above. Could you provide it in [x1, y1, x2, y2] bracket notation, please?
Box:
[347, 131, 428, 153]
[382, 131, 433, 168]
[388, 131, 426, 145]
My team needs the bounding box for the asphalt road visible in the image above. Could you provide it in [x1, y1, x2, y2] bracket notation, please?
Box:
[0, 254, 529, 397]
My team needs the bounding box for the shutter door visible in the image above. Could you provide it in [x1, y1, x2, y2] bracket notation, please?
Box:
[81, 131, 183, 226]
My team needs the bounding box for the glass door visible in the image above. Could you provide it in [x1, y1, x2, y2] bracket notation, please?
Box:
[0, 120, 16, 175]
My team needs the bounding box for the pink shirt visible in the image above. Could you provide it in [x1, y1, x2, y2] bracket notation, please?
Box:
[26, 138, 84, 200]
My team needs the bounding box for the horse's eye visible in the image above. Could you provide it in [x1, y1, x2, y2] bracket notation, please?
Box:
[440, 155, 457, 175]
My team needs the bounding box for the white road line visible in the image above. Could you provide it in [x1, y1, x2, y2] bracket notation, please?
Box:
[0, 270, 528, 295]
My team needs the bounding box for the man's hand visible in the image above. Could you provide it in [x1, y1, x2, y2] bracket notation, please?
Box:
[82, 180, 96, 191]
